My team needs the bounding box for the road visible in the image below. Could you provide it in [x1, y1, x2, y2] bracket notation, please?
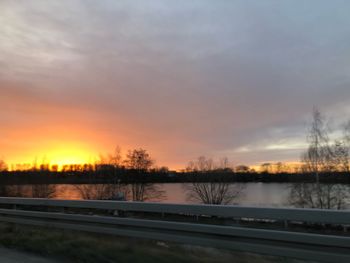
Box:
[0, 247, 56, 263]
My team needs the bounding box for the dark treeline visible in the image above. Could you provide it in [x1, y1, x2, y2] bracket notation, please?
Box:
[0, 169, 349, 185]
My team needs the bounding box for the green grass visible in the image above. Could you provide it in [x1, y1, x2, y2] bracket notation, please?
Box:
[0, 223, 300, 263]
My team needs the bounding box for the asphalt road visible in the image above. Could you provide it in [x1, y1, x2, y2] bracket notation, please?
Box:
[0, 247, 57, 263]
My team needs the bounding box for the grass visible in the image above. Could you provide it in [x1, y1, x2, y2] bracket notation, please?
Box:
[0, 222, 303, 263]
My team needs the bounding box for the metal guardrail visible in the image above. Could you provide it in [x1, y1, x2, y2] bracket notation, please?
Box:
[0, 197, 349, 263]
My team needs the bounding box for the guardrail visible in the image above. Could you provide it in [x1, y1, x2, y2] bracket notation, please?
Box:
[0, 197, 349, 263]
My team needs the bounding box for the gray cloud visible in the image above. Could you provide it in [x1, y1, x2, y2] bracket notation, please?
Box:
[1, 0, 350, 168]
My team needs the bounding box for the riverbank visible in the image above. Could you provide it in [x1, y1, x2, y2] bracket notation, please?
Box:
[1, 170, 349, 185]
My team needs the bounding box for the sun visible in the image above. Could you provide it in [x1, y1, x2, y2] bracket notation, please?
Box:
[6, 141, 100, 171]
[45, 144, 95, 167]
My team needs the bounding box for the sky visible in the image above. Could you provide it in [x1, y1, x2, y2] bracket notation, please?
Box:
[1, 0, 350, 169]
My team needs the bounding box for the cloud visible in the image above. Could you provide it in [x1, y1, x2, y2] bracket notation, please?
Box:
[1, 0, 350, 168]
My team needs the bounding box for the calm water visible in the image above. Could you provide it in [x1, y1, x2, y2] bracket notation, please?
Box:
[54, 183, 292, 207]
[7, 183, 349, 208]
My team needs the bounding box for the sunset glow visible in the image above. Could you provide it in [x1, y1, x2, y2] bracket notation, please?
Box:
[5, 139, 99, 170]
[45, 146, 94, 166]
[1, 1, 350, 170]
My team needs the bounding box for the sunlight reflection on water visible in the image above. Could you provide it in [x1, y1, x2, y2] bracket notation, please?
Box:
[54, 183, 292, 207]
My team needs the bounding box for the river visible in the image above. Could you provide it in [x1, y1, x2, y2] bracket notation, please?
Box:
[22, 183, 293, 207]
[5, 182, 350, 208]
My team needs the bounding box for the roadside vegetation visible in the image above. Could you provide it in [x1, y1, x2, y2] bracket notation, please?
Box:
[0, 223, 304, 263]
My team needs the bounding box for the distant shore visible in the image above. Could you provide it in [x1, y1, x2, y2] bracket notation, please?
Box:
[0, 170, 349, 185]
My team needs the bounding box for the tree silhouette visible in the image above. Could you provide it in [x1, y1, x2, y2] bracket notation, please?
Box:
[124, 148, 164, 201]
[289, 108, 350, 209]
[31, 184, 56, 198]
[0, 159, 8, 172]
[185, 156, 244, 205]
[234, 165, 250, 173]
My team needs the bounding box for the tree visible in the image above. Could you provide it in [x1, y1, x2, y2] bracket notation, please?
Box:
[289, 108, 349, 209]
[124, 148, 164, 201]
[125, 148, 153, 171]
[0, 159, 8, 172]
[31, 184, 56, 199]
[108, 146, 123, 168]
[219, 157, 230, 170]
[0, 159, 10, 196]
[341, 121, 350, 171]
[74, 183, 128, 200]
[260, 163, 272, 173]
[305, 107, 331, 184]
[107, 146, 125, 190]
[330, 140, 349, 172]
[275, 162, 288, 173]
[235, 165, 250, 173]
[185, 156, 244, 205]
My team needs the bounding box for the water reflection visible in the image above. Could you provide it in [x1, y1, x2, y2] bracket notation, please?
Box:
[1, 183, 349, 209]
[0, 183, 293, 207]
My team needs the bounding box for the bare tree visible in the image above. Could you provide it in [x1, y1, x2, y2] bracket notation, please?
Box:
[76, 157, 129, 200]
[108, 146, 123, 168]
[234, 165, 250, 173]
[74, 183, 128, 200]
[0, 159, 8, 172]
[185, 156, 244, 205]
[331, 140, 349, 172]
[289, 182, 349, 209]
[260, 163, 272, 173]
[289, 108, 350, 209]
[305, 108, 331, 184]
[83, 146, 128, 200]
[124, 148, 165, 201]
[0, 159, 13, 196]
[4, 185, 28, 198]
[219, 157, 230, 170]
[275, 162, 288, 173]
[31, 185, 56, 199]
[76, 147, 163, 201]
[341, 121, 350, 171]
[186, 179, 243, 205]
[107, 146, 125, 191]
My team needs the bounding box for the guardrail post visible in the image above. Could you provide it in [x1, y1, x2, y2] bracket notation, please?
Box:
[284, 220, 288, 229]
